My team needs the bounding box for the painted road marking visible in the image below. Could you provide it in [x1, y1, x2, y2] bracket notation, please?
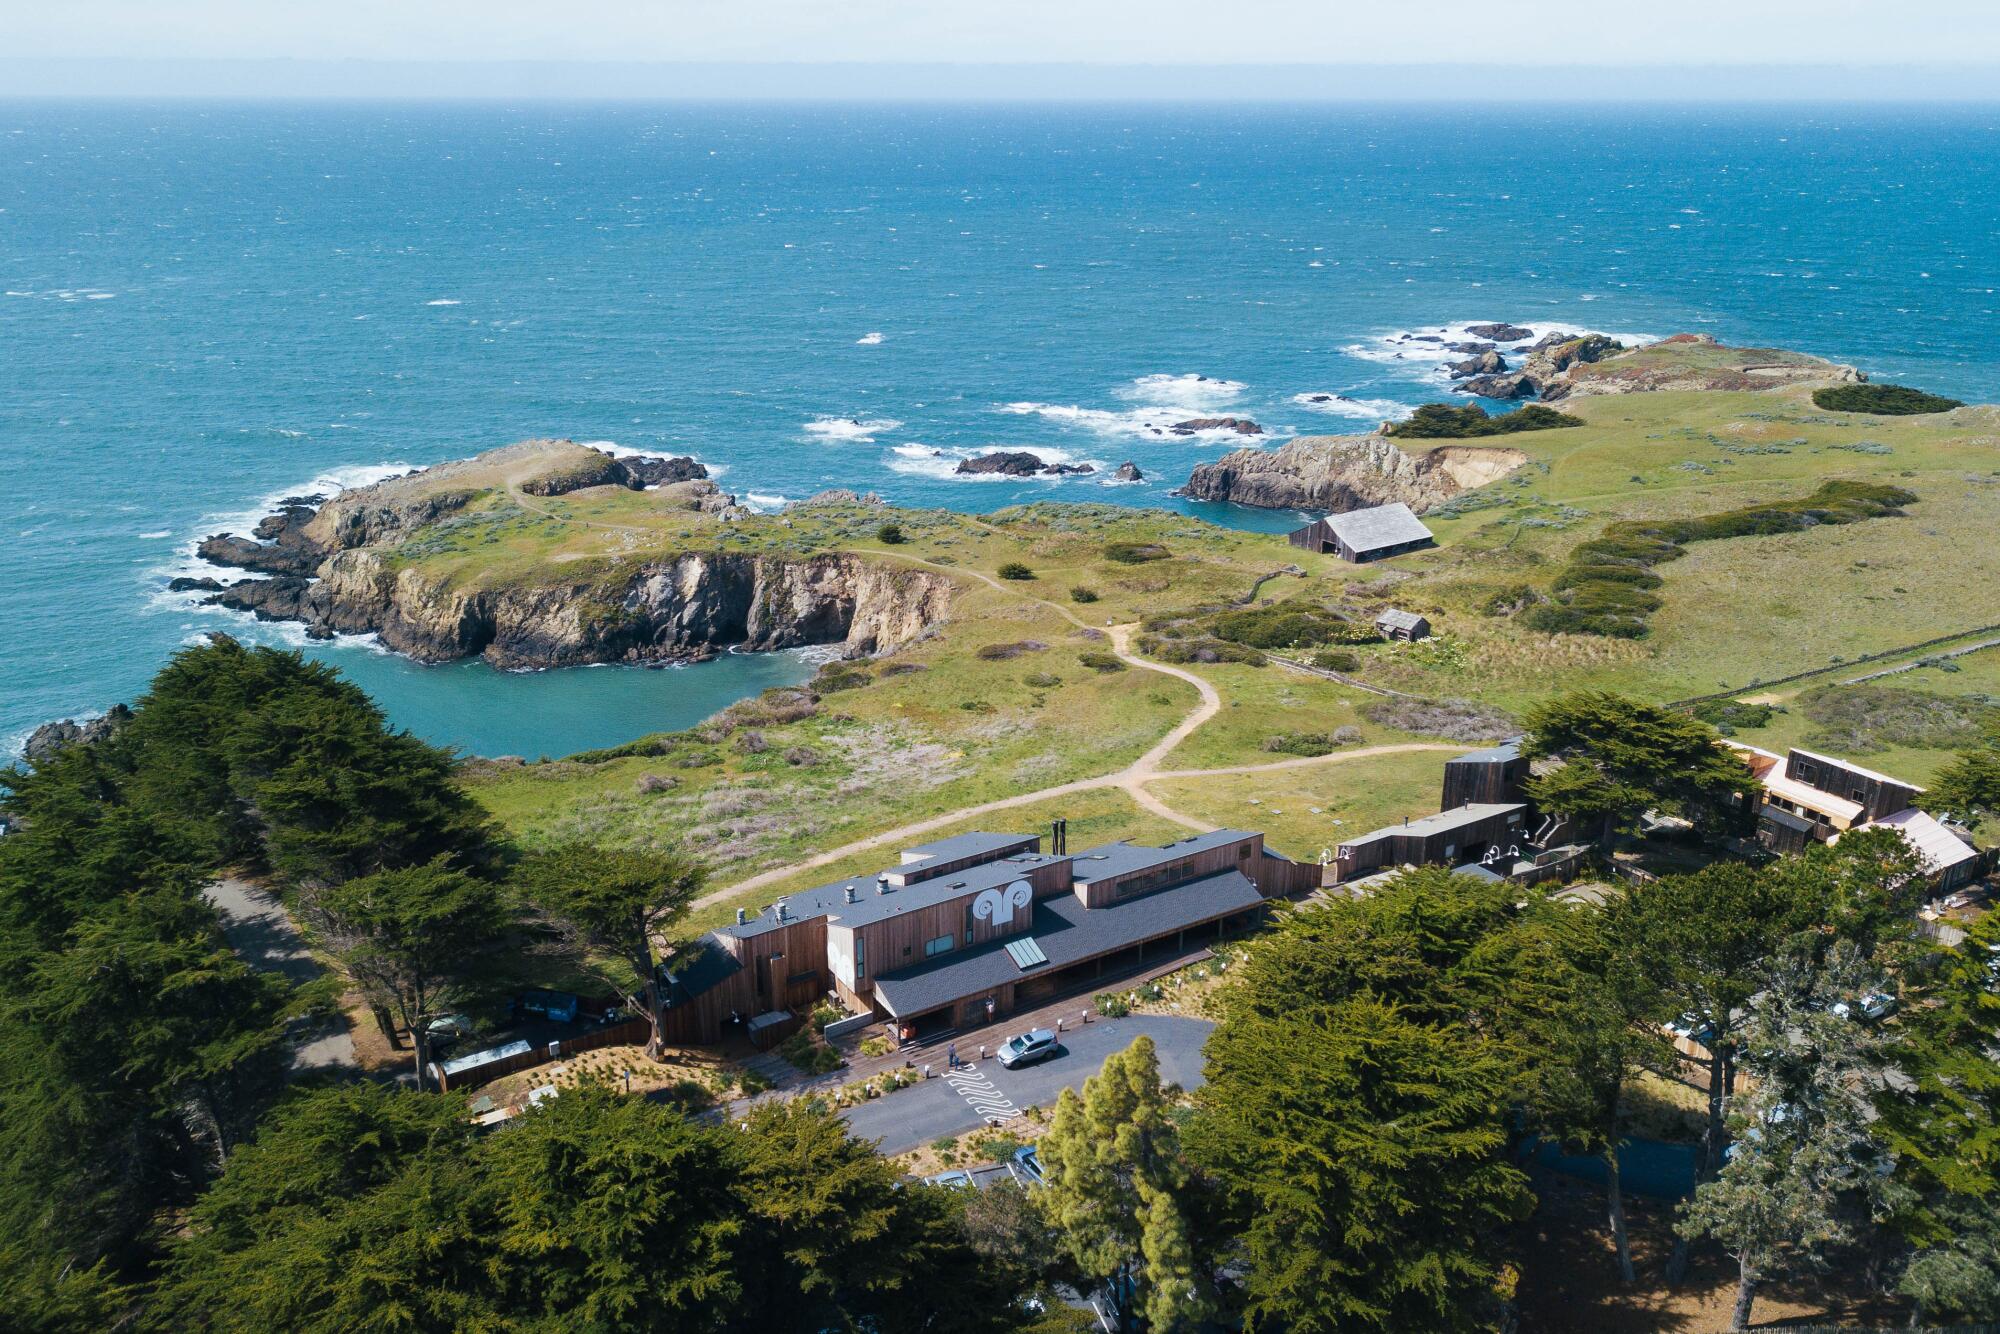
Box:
[942, 1064, 1020, 1126]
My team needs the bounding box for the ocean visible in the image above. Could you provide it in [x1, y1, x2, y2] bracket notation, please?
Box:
[3, 101, 1996, 758]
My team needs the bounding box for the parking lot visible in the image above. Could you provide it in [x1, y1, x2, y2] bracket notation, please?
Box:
[840, 1014, 1214, 1155]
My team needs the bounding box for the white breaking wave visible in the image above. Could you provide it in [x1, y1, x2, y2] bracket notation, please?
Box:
[425, 298, 460, 306]
[742, 492, 787, 512]
[856, 331, 885, 345]
[1290, 393, 1412, 424]
[1114, 372, 1246, 409]
[137, 529, 172, 539]
[1342, 319, 1658, 379]
[148, 460, 420, 605]
[885, 442, 1103, 482]
[996, 401, 1276, 444]
[802, 416, 902, 443]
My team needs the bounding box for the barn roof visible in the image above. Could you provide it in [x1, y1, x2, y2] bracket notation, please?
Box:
[1375, 608, 1429, 633]
[1326, 503, 1434, 554]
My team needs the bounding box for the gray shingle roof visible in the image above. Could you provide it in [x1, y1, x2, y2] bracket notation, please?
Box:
[870, 869, 1264, 1018]
[1340, 802, 1526, 849]
[1068, 830, 1258, 885]
[1326, 502, 1434, 554]
[1448, 738, 1523, 765]
[897, 832, 1041, 867]
[718, 851, 1067, 940]
[663, 937, 744, 1000]
[1375, 609, 1429, 633]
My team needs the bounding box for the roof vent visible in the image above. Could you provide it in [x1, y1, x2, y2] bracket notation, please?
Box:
[774, 899, 789, 923]
[948, 881, 967, 890]
[844, 884, 858, 904]
[875, 874, 891, 895]
[735, 908, 747, 925]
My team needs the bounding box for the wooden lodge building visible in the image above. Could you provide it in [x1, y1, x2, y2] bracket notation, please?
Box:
[1731, 743, 1979, 890]
[659, 828, 1319, 1044]
[1288, 502, 1436, 564]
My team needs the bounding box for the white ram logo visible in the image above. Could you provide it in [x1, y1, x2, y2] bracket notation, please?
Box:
[971, 879, 1034, 928]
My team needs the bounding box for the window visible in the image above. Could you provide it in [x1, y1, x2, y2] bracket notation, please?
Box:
[925, 934, 953, 959]
[854, 937, 865, 980]
[1238, 844, 1250, 859]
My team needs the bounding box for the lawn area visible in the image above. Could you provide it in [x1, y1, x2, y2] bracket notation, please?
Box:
[1144, 747, 1454, 862]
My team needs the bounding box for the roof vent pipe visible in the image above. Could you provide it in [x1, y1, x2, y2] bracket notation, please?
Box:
[775, 899, 788, 922]
[735, 908, 747, 925]
[876, 874, 890, 894]
[844, 884, 858, 904]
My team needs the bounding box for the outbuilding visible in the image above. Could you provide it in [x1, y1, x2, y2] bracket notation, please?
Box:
[1374, 608, 1431, 642]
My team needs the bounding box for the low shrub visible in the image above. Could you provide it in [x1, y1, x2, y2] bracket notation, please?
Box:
[777, 1030, 845, 1076]
[1104, 541, 1171, 564]
[976, 640, 1048, 660]
[1812, 383, 1964, 416]
[1209, 600, 1374, 649]
[1387, 402, 1584, 438]
[1079, 652, 1126, 673]
[1798, 683, 1997, 755]
[782, 746, 821, 767]
[1095, 992, 1131, 1019]
[1365, 696, 1517, 743]
[997, 562, 1035, 581]
[1261, 727, 1362, 756]
[1692, 699, 1776, 731]
[1142, 637, 1267, 667]
[1479, 583, 1543, 617]
[1023, 672, 1063, 688]
[1070, 585, 1100, 603]
[876, 522, 907, 544]
[877, 660, 926, 677]
[1311, 650, 1360, 673]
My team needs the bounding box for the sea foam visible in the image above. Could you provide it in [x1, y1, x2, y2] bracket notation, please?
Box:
[885, 442, 1103, 481]
[802, 416, 902, 443]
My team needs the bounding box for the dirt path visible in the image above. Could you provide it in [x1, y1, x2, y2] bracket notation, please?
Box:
[691, 740, 1459, 909]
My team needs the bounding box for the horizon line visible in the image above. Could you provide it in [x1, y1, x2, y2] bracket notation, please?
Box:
[5, 58, 1999, 103]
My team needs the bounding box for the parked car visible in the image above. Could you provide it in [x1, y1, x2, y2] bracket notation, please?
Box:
[1010, 1145, 1045, 1187]
[923, 1169, 975, 1191]
[1831, 991, 1896, 1022]
[424, 1014, 477, 1049]
[998, 1028, 1059, 1070]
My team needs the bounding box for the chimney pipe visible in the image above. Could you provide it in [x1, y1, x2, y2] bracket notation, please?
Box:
[735, 908, 747, 925]
[775, 899, 788, 922]
[876, 874, 890, 894]
[844, 883, 857, 904]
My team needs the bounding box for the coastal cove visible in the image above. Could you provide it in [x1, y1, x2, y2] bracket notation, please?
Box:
[4, 102, 1997, 757]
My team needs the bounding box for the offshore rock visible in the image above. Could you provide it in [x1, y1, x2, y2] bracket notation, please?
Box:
[1170, 417, 1263, 436]
[23, 705, 133, 763]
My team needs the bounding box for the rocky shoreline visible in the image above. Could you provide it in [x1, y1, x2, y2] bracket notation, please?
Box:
[180, 440, 955, 671]
[1180, 433, 1527, 514]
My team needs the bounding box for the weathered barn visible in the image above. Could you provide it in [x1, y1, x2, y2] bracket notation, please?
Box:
[1288, 502, 1436, 563]
[1374, 608, 1432, 642]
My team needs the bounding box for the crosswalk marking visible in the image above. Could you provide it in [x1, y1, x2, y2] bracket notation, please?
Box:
[942, 1064, 1020, 1126]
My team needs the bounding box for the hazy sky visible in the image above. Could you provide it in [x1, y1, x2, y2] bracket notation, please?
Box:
[7, 0, 2000, 66]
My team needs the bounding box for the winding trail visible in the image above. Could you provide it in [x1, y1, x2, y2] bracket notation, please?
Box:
[692, 546, 1456, 908]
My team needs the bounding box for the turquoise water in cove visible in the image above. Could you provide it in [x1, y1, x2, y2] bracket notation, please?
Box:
[4, 102, 1997, 757]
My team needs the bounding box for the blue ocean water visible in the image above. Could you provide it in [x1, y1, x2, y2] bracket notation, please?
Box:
[3, 102, 1996, 758]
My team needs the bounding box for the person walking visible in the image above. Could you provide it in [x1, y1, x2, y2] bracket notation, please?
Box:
[946, 1041, 959, 1070]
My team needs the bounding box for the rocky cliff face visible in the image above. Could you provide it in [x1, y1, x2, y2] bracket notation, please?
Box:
[1179, 433, 1526, 513]
[209, 548, 954, 669]
[190, 439, 954, 669]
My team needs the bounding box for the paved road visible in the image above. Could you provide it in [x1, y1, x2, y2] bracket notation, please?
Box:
[205, 876, 362, 1076]
[841, 1014, 1214, 1155]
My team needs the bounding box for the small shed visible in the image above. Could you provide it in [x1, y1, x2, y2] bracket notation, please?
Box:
[1375, 608, 1431, 642]
[1288, 502, 1436, 563]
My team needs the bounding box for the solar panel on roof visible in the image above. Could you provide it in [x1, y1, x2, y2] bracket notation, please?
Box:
[1004, 937, 1049, 970]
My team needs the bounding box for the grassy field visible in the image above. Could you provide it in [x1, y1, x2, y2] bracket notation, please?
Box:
[437, 343, 2000, 895]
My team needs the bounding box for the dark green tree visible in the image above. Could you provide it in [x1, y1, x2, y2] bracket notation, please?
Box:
[516, 841, 705, 1057]
[305, 857, 517, 1089]
[1522, 691, 1754, 850]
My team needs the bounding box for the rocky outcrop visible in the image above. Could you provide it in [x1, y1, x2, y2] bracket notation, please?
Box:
[1113, 461, 1144, 482]
[1554, 332, 1866, 398]
[622, 455, 708, 488]
[196, 533, 323, 577]
[266, 549, 956, 669]
[1465, 322, 1535, 342]
[1181, 434, 1527, 513]
[956, 451, 1094, 477]
[1458, 372, 1537, 400]
[185, 439, 956, 671]
[1521, 334, 1625, 399]
[1170, 417, 1263, 436]
[795, 489, 885, 507]
[1447, 351, 1507, 378]
[23, 705, 132, 763]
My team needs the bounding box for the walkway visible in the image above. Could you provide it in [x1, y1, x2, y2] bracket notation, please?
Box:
[205, 877, 361, 1077]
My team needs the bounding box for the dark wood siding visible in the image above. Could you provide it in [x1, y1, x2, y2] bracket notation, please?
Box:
[1440, 756, 1529, 811]
[1783, 750, 1919, 823]
[1075, 833, 1264, 908]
